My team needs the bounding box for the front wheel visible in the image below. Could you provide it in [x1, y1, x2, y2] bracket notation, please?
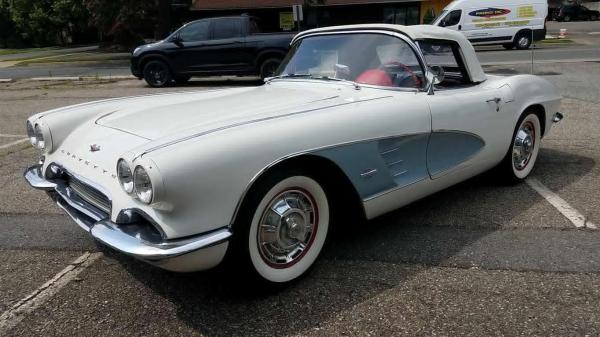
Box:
[143, 60, 172, 87]
[228, 171, 330, 284]
[496, 112, 542, 183]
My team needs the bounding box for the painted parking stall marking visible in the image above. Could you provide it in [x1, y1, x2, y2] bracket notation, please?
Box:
[0, 252, 102, 335]
[0, 138, 28, 150]
[526, 177, 597, 229]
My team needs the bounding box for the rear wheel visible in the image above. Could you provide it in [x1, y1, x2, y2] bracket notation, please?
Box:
[227, 169, 330, 284]
[591, 15, 599, 21]
[563, 15, 571, 22]
[496, 112, 542, 183]
[259, 58, 281, 80]
[143, 60, 172, 87]
[514, 31, 532, 50]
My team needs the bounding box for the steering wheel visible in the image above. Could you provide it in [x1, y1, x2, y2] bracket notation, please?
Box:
[379, 61, 421, 88]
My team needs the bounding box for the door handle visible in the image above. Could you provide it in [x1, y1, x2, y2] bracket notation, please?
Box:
[486, 97, 502, 111]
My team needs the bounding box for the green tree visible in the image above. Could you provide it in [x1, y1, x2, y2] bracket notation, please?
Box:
[9, 0, 89, 46]
[0, 0, 17, 47]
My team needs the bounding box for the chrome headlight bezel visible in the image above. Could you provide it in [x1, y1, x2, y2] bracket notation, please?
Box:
[31, 121, 53, 152]
[133, 165, 154, 204]
[26, 120, 36, 146]
[117, 159, 134, 194]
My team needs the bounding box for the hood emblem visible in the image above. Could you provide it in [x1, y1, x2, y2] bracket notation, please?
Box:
[90, 144, 101, 152]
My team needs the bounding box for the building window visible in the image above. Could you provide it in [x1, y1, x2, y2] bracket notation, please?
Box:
[384, 6, 420, 25]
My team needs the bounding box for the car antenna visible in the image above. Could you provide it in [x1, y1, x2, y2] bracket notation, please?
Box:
[530, 30, 535, 75]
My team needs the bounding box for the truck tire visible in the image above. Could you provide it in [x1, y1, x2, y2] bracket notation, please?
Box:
[143, 60, 172, 88]
[260, 58, 282, 80]
[514, 31, 532, 50]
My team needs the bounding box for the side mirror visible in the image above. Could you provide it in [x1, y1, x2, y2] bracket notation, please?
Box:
[426, 65, 445, 95]
[170, 35, 184, 47]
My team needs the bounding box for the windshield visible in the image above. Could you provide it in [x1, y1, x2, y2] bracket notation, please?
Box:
[276, 33, 424, 89]
[432, 10, 448, 25]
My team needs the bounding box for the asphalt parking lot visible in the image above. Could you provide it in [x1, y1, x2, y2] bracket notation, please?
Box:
[1, 60, 600, 336]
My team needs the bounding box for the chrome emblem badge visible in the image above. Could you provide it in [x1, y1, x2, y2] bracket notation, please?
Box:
[90, 144, 101, 152]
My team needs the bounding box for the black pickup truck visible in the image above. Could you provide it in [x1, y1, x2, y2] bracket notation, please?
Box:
[131, 16, 294, 87]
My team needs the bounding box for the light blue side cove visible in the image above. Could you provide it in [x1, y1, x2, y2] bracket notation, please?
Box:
[427, 131, 485, 177]
[315, 134, 429, 199]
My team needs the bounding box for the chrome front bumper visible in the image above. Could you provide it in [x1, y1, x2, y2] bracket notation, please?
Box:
[24, 165, 232, 272]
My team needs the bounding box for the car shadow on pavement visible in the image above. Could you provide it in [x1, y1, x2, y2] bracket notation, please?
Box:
[104, 147, 594, 337]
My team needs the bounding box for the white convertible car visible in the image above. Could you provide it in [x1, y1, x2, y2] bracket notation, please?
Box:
[25, 24, 563, 284]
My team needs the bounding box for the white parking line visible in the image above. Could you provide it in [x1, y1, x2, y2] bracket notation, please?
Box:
[0, 138, 28, 150]
[0, 134, 27, 138]
[526, 178, 597, 229]
[0, 252, 102, 334]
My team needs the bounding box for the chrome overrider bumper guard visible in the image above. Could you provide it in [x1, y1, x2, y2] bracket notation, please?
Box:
[24, 165, 232, 272]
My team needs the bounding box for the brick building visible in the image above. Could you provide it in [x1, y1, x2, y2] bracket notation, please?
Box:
[189, 0, 452, 32]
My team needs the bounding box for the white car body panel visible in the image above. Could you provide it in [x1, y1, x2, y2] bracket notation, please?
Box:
[25, 24, 562, 272]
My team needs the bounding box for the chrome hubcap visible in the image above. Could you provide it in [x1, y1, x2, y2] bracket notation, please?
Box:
[519, 37, 529, 47]
[513, 121, 535, 170]
[258, 189, 317, 268]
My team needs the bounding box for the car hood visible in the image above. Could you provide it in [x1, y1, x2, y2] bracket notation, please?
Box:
[94, 84, 370, 140]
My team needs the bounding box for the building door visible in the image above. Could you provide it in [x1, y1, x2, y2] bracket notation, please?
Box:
[384, 6, 420, 25]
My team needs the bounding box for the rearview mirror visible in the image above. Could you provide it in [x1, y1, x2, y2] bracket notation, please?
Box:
[426, 65, 445, 95]
[430, 65, 445, 84]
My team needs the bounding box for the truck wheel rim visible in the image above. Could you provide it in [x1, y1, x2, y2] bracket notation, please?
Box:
[518, 36, 530, 48]
[257, 188, 318, 269]
[148, 64, 167, 85]
[513, 121, 536, 171]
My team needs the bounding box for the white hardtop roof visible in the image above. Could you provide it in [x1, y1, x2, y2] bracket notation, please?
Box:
[293, 24, 487, 83]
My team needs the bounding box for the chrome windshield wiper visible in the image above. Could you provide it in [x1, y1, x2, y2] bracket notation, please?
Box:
[311, 75, 361, 90]
[265, 73, 312, 83]
[266, 74, 361, 89]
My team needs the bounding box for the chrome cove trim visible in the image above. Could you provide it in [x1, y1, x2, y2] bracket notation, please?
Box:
[24, 165, 231, 262]
[228, 132, 430, 226]
[132, 96, 393, 160]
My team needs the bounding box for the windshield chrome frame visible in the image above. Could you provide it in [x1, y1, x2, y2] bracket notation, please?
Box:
[273, 30, 433, 93]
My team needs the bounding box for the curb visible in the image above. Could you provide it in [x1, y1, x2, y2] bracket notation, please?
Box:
[28, 75, 135, 82]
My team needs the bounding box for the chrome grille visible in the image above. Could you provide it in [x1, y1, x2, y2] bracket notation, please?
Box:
[67, 176, 111, 214]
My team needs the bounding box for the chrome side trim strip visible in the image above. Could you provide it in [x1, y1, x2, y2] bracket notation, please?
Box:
[132, 96, 393, 160]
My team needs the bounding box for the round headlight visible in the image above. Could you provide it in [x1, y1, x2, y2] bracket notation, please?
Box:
[34, 124, 45, 149]
[26, 121, 36, 146]
[117, 159, 134, 194]
[134, 165, 153, 204]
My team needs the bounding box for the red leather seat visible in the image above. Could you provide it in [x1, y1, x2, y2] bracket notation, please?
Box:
[355, 69, 393, 87]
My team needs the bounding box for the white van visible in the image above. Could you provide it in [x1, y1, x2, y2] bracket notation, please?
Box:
[432, 0, 548, 49]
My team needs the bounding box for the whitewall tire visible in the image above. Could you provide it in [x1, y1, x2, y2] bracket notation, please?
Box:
[229, 172, 330, 284]
[497, 112, 542, 183]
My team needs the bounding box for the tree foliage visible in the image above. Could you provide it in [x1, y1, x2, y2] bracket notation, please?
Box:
[84, 0, 157, 48]
[8, 0, 90, 46]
